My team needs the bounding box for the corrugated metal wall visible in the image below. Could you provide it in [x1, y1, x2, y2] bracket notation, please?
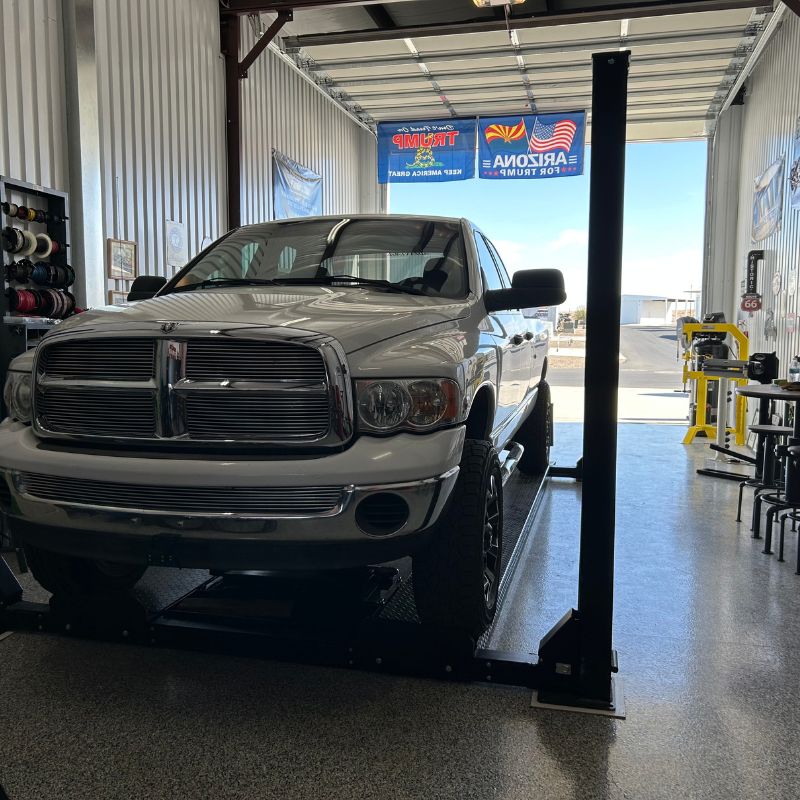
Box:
[0, 0, 68, 191]
[722, 12, 800, 370]
[239, 24, 380, 225]
[94, 0, 227, 291]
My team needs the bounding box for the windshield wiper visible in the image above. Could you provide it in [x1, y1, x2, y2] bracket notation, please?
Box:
[273, 276, 426, 296]
[169, 278, 282, 294]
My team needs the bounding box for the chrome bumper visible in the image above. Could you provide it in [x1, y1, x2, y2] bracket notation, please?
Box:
[2, 467, 459, 543]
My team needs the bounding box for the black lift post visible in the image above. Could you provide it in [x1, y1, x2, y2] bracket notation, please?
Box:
[537, 51, 630, 712]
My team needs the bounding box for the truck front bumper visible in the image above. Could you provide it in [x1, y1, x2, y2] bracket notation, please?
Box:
[0, 421, 465, 570]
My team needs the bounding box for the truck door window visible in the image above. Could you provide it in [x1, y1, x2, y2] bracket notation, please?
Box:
[474, 233, 505, 291]
[484, 238, 512, 287]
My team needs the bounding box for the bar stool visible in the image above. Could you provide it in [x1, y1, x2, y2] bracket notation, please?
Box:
[754, 440, 800, 553]
[737, 423, 792, 526]
[775, 445, 800, 573]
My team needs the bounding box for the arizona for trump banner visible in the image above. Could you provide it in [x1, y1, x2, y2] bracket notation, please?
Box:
[478, 112, 586, 180]
[377, 119, 477, 184]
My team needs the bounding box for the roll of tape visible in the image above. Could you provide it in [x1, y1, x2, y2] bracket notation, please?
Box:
[50, 240, 60, 255]
[34, 233, 53, 258]
[35, 209, 46, 224]
[19, 229, 37, 256]
[15, 206, 28, 220]
[26, 208, 36, 222]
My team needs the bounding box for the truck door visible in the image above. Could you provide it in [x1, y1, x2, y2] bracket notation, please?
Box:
[474, 233, 530, 432]
[482, 235, 536, 399]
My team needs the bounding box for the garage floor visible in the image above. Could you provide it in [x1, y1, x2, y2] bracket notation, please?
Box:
[2, 424, 800, 800]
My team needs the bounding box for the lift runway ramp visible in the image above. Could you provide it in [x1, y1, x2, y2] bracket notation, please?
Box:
[1, 470, 549, 688]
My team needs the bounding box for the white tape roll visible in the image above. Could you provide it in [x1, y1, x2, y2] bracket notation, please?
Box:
[35, 233, 53, 258]
[19, 229, 37, 256]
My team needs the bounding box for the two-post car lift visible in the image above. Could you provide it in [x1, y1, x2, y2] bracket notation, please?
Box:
[0, 52, 630, 716]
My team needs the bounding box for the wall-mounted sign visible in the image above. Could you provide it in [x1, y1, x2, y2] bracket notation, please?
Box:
[377, 119, 476, 184]
[478, 111, 586, 180]
[166, 220, 188, 270]
[741, 294, 762, 312]
[742, 249, 764, 312]
[773, 271, 783, 295]
[791, 115, 800, 211]
[753, 157, 785, 241]
[272, 150, 322, 219]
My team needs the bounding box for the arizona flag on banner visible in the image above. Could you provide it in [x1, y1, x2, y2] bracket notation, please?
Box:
[478, 111, 586, 180]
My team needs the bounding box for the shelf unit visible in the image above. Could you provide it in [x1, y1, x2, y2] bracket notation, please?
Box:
[1, 177, 72, 553]
[1, 175, 71, 395]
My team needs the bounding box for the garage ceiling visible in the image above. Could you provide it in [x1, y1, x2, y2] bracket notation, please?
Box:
[240, 0, 776, 141]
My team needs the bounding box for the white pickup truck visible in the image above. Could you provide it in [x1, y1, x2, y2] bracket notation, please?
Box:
[0, 215, 565, 635]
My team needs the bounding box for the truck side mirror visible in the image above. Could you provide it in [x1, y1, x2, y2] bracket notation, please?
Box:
[127, 275, 167, 302]
[484, 269, 566, 312]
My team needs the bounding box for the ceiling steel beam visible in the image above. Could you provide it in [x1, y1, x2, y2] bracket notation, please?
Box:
[363, 3, 395, 29]
[238, 10, 292, 77]
[220, 0, 414, 14]
[308, 26, 755, 69]
[282, 0, 759, 47]
[782, 0, 800, 16]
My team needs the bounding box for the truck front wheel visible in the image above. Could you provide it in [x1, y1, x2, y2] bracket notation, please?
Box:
[22, 544, 147, 597]
[413, 439, 503, 638]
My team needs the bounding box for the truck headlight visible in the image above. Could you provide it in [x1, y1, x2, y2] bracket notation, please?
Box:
[356, 378, 461, 433]
[3, 371, 33, 424]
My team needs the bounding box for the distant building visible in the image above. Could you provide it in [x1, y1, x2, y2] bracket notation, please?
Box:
[620, 294, 699, 325]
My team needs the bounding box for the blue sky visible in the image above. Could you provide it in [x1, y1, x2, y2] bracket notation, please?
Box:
[389, 140, 707, 310]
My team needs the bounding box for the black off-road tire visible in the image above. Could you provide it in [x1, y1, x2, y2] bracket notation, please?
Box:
[413, 439, 503, 638]
[516, 381, 552, 475]
[22, 544, 147, 597]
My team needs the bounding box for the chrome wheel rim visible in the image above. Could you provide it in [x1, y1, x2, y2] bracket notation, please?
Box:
[482, 472, 501, 612]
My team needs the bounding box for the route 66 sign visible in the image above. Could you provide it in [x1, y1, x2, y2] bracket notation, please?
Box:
[741, 293, 762, 312]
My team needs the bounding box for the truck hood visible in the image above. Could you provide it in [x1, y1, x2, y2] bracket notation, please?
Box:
[59, 286, 471, 353]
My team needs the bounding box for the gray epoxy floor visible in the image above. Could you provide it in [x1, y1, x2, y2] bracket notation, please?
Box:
[2, 423, 800, 800]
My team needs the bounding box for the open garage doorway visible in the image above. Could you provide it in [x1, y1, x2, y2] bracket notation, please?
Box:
[389, 138, 707, 442]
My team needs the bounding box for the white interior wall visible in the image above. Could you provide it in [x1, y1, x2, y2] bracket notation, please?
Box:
[94, 0, 227, 298]
[0, 0, 68, 191]
[710, 12, 800, 369]
[239, 25, 381, 225]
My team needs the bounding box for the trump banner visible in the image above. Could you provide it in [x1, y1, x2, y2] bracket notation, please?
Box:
[377, 119, 477, 184]
[478, 112, 586, 180]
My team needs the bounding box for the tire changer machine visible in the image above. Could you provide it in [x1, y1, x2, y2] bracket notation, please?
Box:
[680, 312, 778, 479]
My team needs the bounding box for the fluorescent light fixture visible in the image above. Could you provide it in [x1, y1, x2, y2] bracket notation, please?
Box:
[473, 0, 526, 7]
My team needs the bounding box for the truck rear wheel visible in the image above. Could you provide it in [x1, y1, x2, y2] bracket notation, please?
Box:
[22, 544, 147, 597]
[516, 381, 552, 475]
[413, 439, 503, 638]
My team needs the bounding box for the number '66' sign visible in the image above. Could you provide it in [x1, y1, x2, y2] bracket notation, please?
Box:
[741, 293, 762, 312]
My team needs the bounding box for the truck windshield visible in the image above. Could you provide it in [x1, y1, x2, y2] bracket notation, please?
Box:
[165, 218, 469, 299]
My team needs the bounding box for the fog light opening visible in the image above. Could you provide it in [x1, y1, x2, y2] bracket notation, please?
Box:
[355, 493, 410, 536]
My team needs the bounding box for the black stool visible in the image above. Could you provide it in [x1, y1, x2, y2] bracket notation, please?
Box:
[737, 424, 792, 527]
[755, 442, 800, 554]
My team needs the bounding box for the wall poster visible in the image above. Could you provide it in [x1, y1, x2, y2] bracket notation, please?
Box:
[752, 157, 785, 241]
[791, 115, 800, 211]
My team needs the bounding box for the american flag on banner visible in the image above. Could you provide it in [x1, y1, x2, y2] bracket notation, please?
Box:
[529, 118, 578, 153]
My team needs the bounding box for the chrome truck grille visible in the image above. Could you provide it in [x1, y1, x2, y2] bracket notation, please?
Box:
[16, 472, 345, 516]
[33, 331, 353, 447]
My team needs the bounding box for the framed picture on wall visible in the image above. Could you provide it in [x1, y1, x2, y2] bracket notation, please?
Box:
[107, 291, 128, 307]
[107, 238, 137, 281]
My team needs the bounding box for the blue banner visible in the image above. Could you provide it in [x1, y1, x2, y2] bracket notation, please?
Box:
[273, 150, 322, 219]
[377, 119, 476, 184]
[478, 112, 586, 180]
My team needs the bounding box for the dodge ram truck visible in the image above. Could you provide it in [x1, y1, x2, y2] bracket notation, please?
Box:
[0, 215, 565, 636]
